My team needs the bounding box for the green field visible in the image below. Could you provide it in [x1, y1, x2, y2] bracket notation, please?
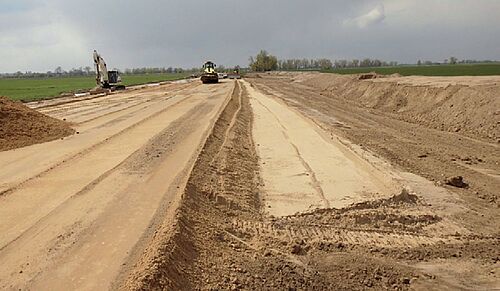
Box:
[0, 73, 190, 102]
[322, 63, 500, 76]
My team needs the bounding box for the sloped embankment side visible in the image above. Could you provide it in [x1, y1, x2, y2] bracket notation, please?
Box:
[298, 74, 500, 141]
[0, 96, 74, 151]
[120, 82, 259, 290]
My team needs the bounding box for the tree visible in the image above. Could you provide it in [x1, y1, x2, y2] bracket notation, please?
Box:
[417, 60, 422, 66]
[54, 66, 63, 75]
[249, 50, 278, 72]
[360, 58, 372, 67]
[84, 66, 92, 75]
[317, 59, 332, 70]
[449, 57, 458, 65]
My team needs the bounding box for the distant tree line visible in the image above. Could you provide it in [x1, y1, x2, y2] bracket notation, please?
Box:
[0, 66, 199, 79]
[277, 58, 399, 70]
[2, 54, 498, 78]
[249, 50, 399, 72]
[0, 66, 94, 79]
[121, 67, 196, 75]
[249, 50, 500, 72]
[417, 57, 499, 66]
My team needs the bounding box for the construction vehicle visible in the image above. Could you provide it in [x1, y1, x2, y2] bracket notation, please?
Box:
[93, 50, 125, 90]
[228, 67, 241, 79]
[200, 61, 219, 84]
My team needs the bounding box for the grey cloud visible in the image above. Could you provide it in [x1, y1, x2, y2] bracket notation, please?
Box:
[1, 0, 500, 72]
[344, 4, 385, 28]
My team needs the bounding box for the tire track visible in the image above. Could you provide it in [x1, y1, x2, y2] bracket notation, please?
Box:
[75, 83, 201, 127]
[231, 219, 496, 249]
[0, 85, 196, 198]
[208, 81, 242, 166]
[0, 81, 235, 290]
[30, 81, 189, 110]
[0, 100, 214, 253]
[256, 97, 330, 208]
[41, 82, 197, 124]
[0, 94, 207, 250]
[117, 81, 244, 291]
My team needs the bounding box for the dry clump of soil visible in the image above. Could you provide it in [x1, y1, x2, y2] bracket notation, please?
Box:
[445, 175, 469, 188]
[274, 189, 441, 233]
[0, 96, 74, 151]
[292, 73, 500, 142]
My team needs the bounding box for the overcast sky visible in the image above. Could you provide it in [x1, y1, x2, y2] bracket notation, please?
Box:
[1, 0, 499, 72]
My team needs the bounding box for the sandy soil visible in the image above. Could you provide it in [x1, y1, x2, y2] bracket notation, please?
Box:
[0, 96, 74, 151]
[289, 72, 500, 142]
[245, 74, 499, 289]
[0, 80, 234, 290]
[246, 80, 397, 215]
[0, 73, 498, 290]
[120, 77, 498, 290]
[371, 75, 500, 87]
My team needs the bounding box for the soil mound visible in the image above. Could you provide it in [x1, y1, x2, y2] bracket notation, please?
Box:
[351, 188, 421, 209]
[297, 73, 500, 141]
[0, 97, 74, 151]
[271, 190, 441, 235]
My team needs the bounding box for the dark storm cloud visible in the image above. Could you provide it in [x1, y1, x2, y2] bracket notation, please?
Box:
[1, 0, 500, 72]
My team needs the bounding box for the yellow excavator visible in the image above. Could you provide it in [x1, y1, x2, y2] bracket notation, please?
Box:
[200, 61, 219, 84]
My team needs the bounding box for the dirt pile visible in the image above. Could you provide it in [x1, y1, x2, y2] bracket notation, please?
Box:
[0, 96, 74, 151]
[268, 188, 441, 236]
[293, 73, 500, 141]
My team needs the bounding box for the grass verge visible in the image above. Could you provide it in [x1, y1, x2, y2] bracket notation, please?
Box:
[322, 63, 500, 76]
[0, 73, 190, 102]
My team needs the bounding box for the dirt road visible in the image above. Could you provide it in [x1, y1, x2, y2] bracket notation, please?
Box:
[119, 76, 498, 290]
[242, 74, 499, 289]
[0, 80, 234, 290]
[1, 73, 498, 290]
[247, 81, 398, 215]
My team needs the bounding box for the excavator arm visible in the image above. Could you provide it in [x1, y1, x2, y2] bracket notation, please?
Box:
[93, 50, 109, 87]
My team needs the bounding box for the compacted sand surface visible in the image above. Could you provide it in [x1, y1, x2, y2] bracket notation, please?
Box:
[0, 74, 498, 290]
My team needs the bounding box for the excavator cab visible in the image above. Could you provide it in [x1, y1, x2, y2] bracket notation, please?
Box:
[108, 71, 121, 85]
[203, 61, 216, 72]
[201, 61, 219, 84]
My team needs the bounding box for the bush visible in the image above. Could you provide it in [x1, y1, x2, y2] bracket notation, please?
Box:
[249, 50, 278, 72]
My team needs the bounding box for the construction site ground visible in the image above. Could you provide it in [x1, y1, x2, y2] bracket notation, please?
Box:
[0, 73, 498, 290]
